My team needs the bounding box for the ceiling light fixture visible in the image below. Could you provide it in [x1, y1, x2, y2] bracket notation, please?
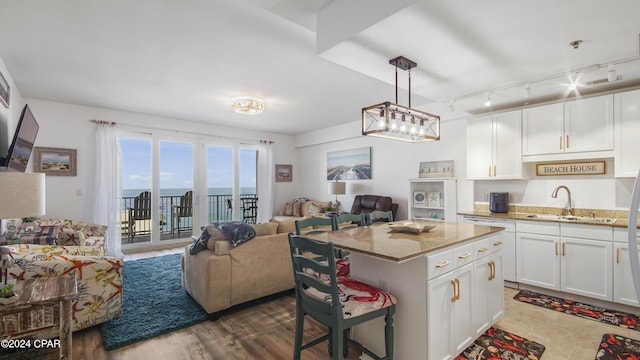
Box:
[232, 97, 265, 115]
[362, 56, 440, 143]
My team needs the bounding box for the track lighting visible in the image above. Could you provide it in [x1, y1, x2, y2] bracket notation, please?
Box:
[608, 64, 617, 82]
[524, 83, 532, 98]
[484, 93, 492, 107]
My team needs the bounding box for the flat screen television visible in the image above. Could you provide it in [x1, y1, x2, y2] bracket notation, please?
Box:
[1, 104, 39, 172]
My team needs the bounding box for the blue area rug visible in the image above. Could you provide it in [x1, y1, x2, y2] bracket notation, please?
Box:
[99, 253, 208, 350]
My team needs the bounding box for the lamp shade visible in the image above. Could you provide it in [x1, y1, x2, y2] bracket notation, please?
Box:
[328, 181, 346, 196]
[0, 172, 46, 219]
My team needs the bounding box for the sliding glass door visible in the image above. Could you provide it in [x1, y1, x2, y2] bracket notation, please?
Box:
[119, 131, 258, 249]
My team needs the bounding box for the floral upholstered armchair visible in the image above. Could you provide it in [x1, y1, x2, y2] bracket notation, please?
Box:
[4, 219, 123, 334]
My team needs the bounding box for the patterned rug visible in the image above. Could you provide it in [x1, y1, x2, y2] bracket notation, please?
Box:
[99, 253, 208, 350]
[596, 334, 640, 359]
[456, 327, 546, 360]
[514, 289, 640, 330]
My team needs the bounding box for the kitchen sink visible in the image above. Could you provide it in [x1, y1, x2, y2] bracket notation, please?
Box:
[524, 214, 617, 224]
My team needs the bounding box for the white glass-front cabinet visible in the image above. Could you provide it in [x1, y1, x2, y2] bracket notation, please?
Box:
[614, 89, 640, 177]
[466, 110, 522, 180]
[409, 178, 457, 221]
[522, 94, 614, 158]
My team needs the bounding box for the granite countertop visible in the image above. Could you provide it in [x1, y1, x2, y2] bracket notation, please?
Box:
[305, 219, 504, 262]
[458, 203, 635, 228]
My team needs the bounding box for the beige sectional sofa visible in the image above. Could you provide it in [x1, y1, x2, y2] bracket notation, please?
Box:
[181, 220, 298, 319]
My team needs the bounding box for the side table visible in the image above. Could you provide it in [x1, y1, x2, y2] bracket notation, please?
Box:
[0, 276, 77, 360]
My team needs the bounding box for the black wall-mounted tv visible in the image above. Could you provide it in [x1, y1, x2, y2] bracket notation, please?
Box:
[1, 104, 39, 172]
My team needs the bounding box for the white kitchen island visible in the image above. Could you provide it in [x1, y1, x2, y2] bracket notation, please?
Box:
[307, 220, 505, 360]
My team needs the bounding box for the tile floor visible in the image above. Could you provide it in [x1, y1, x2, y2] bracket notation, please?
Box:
[498, 287, 640, 359]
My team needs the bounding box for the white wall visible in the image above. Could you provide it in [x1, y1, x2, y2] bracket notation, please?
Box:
[0, 57, 25, 156]
[22, 98, 300, 221]
[293, 117, 473, 220]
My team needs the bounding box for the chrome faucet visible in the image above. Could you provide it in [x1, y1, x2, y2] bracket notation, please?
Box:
[551, 185, 573, 216]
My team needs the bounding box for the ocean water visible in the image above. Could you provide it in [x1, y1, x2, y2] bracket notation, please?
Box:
[122, 187, 257, 198]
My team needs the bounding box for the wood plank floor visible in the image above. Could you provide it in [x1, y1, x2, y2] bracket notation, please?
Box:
[72, 247, 362, 360]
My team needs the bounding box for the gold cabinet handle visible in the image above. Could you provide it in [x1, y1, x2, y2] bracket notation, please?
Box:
[455, 278, 461, 301]
[478, 247, 488, 253]
[555, 241, 558, 256]
[617, 248, 620, 264]
[493, 164, 496, 177]
[436, 260, 450, 268]
[458, 253, 472, 259]
[560, 136, 563, 149]
[566, 135, 569, 148]
[451, 280, 456, 302]
[562, 242, 566, 256]
[488, 262, 493, 281]
[493, 241, 503, 246]
[488, 165, 492, 177]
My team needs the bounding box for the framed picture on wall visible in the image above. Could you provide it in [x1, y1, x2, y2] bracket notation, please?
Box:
[33, 147, 77, 176]
[0, 70, 10, 108]
[275, 164, 292, 182]
[327, 147, 371, 180]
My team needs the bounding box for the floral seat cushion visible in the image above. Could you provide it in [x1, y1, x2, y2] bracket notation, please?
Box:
[305, 276, 397, 318]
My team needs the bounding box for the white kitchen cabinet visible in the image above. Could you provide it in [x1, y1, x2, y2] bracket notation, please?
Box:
[516, 231, 560, 290]
[614, 89, 640, 177]
[427, 262, 475, 359]
[517, 221, 613, 301]
[472, 250, 504, 337]
[560, 237, 612, 301]
[522, 103, 564, 156]
[522, 95, 614, 160]
[613, 228, 640, 306]
[466, 110, 522, 180]
[409, 178, 457, 222]
[462, 216, 516, 282]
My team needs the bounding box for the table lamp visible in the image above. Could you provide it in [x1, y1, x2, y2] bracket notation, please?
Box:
[0, 172, 46, 242]
[328, 181, 346, 213]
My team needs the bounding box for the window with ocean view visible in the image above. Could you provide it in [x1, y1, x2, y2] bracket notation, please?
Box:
[119, 134, 259, 247]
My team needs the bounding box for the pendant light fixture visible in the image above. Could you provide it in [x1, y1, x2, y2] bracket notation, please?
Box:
[362, 56, 440, 143]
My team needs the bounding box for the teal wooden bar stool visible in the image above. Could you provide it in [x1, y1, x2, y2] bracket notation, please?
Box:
[333, 213, 366, 230]
[288, 234, 397, 360]
[366, 210, 393, 225]
[294, 217, 336, 235]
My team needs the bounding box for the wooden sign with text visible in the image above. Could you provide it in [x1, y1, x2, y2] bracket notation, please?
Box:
[536, 161, 605, 176]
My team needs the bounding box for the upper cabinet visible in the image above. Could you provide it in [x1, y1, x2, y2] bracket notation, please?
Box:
[522, 94, 614, 161]
[467, 110, 522, 180]
[614, 89, 640, 177]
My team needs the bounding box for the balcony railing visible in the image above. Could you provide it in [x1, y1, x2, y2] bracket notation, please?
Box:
[120, 193, 257, 243]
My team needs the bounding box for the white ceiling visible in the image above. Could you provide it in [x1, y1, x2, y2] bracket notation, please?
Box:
[0, 0, 639, 135]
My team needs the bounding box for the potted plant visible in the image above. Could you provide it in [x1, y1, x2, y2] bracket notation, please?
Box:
[0, 282, 16, 304]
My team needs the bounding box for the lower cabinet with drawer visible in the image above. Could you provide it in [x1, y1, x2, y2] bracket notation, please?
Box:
[426, 234, 504, 360]
[516, 220, 613, 301]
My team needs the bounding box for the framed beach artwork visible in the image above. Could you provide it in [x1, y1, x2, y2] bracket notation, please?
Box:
[0, 70, 9, 108]
[419, 160, 454, 178]
[33, 147, 77, 176]
[275, 164, 292, 182]
[327, 147, 371, 180]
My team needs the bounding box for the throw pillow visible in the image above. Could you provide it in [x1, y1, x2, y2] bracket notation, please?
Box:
[293, 202, 304, 217]
[285, 202, 294, 216]
[251, 222, 278, 237]
[308, 202, 325, 215]
[213, 221, 257, 247]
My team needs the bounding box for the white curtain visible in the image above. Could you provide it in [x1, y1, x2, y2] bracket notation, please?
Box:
[92, 125, 123, 257]
[256, 142, 275, 223]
